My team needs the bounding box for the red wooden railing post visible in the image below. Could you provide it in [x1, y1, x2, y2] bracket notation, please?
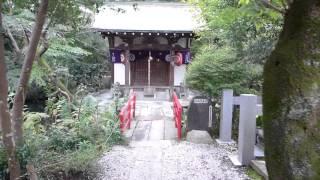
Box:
[172, 92, 182, 140]
[133, 93, 136, 117]
[118, 91, 136, 133]
[119, 109, 125, 133]
[128, 100, 131, 129]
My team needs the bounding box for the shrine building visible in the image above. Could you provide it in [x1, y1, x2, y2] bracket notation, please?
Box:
[92, 2, 201, 94]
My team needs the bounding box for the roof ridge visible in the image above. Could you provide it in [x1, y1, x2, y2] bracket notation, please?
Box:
[103, 1, 192, 6]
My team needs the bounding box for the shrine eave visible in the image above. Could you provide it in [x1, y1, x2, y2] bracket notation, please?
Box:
[95, 28, 195, 38]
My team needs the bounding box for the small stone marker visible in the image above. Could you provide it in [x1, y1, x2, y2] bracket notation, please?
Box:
[187, 96, 215, 131]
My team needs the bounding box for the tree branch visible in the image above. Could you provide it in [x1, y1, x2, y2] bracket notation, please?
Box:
[39, 44, 48, 57]
[279, 0, 289, 10]
[6, 28, 21, 53]
[23, 28, 30, 44]
[258, 0, 285, 14]
[6, 27, 24, 64]
[35, 21, 51, 61]
[58, 88, 71, 104]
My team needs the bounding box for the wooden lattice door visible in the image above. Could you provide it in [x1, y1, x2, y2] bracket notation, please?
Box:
[131, 58, 148, 86]
[150, 60, 169, 86]
[131, 58, 169, 86]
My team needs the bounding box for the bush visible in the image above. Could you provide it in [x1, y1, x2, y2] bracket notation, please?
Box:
[0, 95, 123, 179]
[0, 145, 8, 180]
[186, 46, 262, 98]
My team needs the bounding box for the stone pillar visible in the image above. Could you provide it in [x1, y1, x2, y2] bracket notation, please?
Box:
[217, 89, 234, 143]
[238, 94, 257, 165]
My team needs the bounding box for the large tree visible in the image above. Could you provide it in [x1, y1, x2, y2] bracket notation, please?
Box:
[0, 0, 49, 179]
[263, 0, 320, 179]
[1, 0, 106, 178]
[6, 0, 101, 144]
[11, 0, 49, 146]
[0, 3, 21, 179]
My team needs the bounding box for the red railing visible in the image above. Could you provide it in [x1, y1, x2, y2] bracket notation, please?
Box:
[119, 90, 136, 133]
[172, 92, 182, 140]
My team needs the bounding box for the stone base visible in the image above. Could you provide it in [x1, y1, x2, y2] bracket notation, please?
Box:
[123, 120, 138, 140]
[144, 87, 154, 97]
[229, 154, 243, 166]
[254, 145, 265, 158]
[250, 160, 268, 179]
[186, 130, 213, 144]
[215, 139, 236, 145]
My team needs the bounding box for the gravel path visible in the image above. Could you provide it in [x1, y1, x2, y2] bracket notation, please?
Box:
[92, 89, 113, 107]
[96, 99, 249, 180]
[96, 140, 249, 180]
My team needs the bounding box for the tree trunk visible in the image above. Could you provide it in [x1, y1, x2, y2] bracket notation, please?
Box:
[11, 0, 49, 145]
[0, 3, 21, 180]
[263, 0, 320, 179]
[26, 164, 38, 180]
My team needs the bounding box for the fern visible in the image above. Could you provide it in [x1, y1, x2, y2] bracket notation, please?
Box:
[30, 62, 48, 87]
[45, 39, 92, 60]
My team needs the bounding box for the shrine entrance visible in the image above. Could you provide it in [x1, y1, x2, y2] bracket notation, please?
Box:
[150, 59, 170, 86]
[130, 52, 170, 86]
[130, 58, 148, 86]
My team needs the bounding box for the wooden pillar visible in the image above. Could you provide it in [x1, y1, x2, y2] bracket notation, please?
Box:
[125, 50, 130, 86]
[111, 64, 114, 84]
[169, 50, 174, 86]
[108, 36, 115, 84]
[148, 51, 151, 86]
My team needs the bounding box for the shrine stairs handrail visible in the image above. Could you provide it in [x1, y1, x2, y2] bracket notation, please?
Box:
[172, 92, 182, 140]
[119, 90, 136, 133]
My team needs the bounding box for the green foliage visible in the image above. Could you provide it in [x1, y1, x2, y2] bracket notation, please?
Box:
[45, 39, 92, 59]
[11, 0, 104, 29]
[246, 167, 263, 180]
[0, 146, 8, 180]
[3, 2, 111, 93]
[1, 1, 114, 179]
[30, 63, 48, 87]
[6, 61, 21, 90]
[43, 32, 110, 92]
[1, 89, 124, 179]
[186, 47, 249, 97]
[256, 115, 263, 128]
[187, 0, 283, 97]
[6, 95, 123, 179]
[23, 113, 46, 134]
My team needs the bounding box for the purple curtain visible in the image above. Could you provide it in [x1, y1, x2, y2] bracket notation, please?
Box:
[180, 50, 191, 64]
[129, 50, 170, 62]
[110, 49, 191, 64]
[109, 49, 123, 63]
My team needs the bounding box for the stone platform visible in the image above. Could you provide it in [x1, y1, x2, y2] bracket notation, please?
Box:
[124, 100, 177, 141]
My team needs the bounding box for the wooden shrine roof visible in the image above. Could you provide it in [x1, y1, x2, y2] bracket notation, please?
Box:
[92, 2, 203, 34]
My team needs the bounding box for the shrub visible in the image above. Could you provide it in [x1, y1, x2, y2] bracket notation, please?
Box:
[0, 144, 8, 179]
[186, 46, 261, 98]
[0, 95, 123, 179]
